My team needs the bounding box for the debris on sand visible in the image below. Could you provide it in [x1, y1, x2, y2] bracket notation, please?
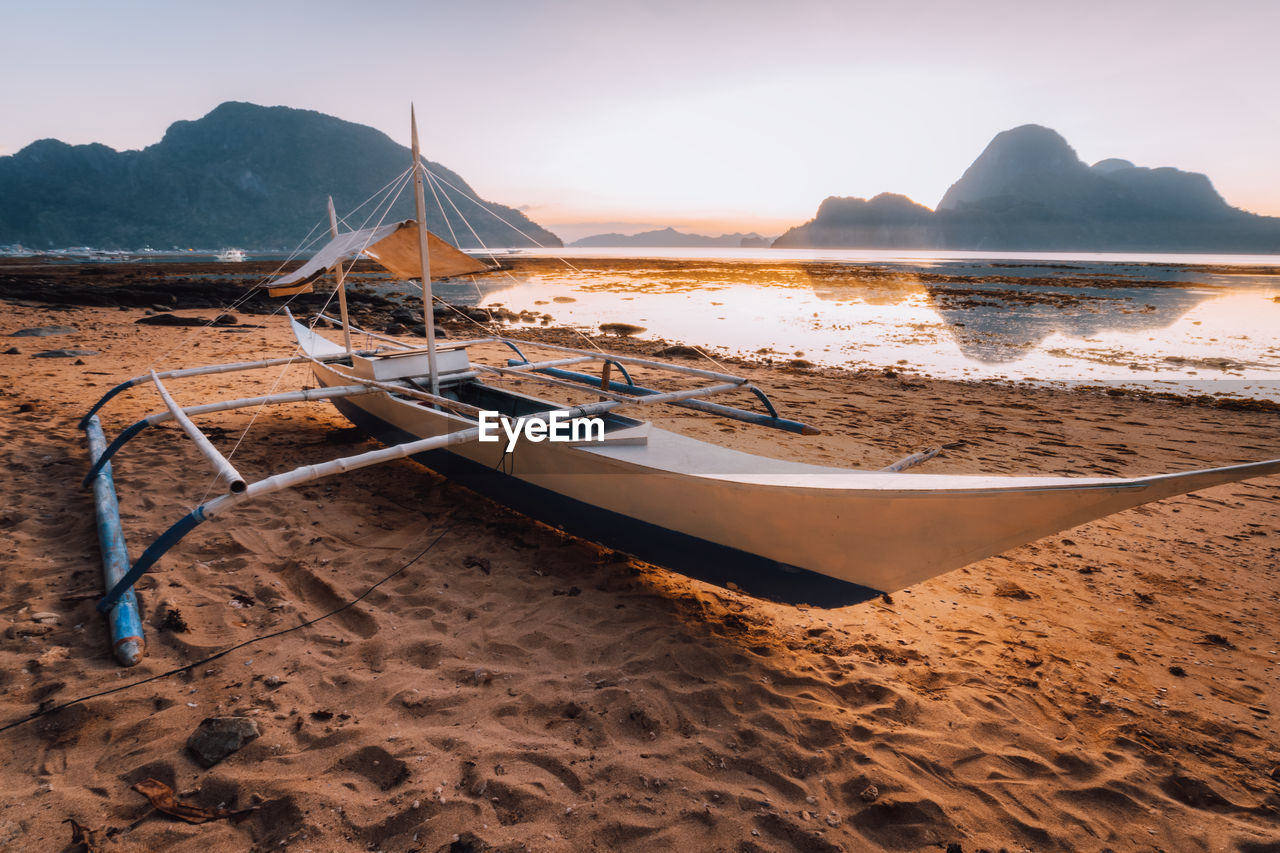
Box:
[185, 717, 261, 768]
[1198, 633, 1235, 648]
[132, 777, 256, 824]
[654, 344, 702, 358]
[156, 604, 189, 633]
[463, 555, 492, 575]
[993, 581, 1035, 600]
[63, 817, 103, 853]
[135, 313, 211, 327]
[11, 325, 78, 337]
[600, 322, 646, 337]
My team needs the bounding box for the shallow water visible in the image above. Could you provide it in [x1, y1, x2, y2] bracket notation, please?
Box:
[379, 251, 1280, 401]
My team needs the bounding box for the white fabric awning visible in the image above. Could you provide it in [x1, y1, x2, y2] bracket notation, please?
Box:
[265, 220, 490, 296]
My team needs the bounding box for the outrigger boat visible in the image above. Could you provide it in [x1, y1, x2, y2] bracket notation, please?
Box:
[82, 110, 1279, 664]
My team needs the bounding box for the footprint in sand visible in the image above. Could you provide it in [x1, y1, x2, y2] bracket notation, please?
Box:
[277, 561, 378, 638]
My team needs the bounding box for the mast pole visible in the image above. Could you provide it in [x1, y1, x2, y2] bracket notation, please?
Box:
[410, 105, 440, 395]
[328, 196, 353, 354]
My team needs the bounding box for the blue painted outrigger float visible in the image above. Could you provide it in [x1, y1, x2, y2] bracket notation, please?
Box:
[83, 415, 144, 666]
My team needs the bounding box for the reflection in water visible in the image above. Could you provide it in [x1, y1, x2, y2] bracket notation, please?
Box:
[375, 256, 1280, 400]
[812, 276, 1217, 364]
[927, 283, 1210, 364]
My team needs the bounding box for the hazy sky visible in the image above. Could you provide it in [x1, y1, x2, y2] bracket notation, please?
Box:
[2, 0, 1277, 241]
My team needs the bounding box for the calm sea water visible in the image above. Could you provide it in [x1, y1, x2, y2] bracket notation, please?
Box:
[417, 248, 1280, 402]
[496, 246, 1280, 268]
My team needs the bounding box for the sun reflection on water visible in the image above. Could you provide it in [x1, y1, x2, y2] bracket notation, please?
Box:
[428, 256, 1280, 400]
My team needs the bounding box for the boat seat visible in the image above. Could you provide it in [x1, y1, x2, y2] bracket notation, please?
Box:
[351, 348, 470, 382]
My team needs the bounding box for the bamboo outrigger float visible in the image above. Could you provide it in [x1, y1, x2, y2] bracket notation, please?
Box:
[84, 416, 144, 666]
[82, 110, 1280, 663]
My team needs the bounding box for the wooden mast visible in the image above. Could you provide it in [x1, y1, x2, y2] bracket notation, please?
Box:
[328, 196, 353, 354]
[410, 105, 440, 395]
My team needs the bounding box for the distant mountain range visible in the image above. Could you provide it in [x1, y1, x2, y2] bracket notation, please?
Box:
[5, 110, 1276, 255]
[570, 227, 772, 248]
[0, 102, 561, 250]
[775, 125, 1280, 252]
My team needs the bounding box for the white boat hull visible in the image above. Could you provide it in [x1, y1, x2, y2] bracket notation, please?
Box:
[296, 321, 1280, 603]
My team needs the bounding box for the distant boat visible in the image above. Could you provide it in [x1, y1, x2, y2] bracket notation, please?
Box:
[216, 248, 247, 262]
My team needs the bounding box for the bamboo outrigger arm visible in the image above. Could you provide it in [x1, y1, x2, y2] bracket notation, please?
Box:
[150, 371, 249, 493]
[80, 350, 380, 429]
[476, 363, 746, 407]
[512, 363, 820, 435]
[493, 337, 750, 384]
[504, 355, 638, 387]
[476, 362, 818, 434]
[95, 399, 621, 612]
[82, 384, 384, 487]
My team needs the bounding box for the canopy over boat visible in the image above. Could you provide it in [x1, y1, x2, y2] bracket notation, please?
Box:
[264, 220, 490, 296]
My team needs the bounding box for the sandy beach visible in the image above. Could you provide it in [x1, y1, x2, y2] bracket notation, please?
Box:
[1, 264, 1278, 852]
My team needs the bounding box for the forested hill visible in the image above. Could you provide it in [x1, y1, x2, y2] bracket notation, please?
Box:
[0, 102, 562, 250]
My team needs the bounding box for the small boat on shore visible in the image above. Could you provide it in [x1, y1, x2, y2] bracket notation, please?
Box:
[216, 248, 247, 262]
[80, 109, 1280, 664]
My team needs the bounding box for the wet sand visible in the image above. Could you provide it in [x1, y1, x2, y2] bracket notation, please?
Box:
[1, 265, 1278, 851]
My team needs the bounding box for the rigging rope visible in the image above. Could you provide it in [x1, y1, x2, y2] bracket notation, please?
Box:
[131, 166, 416, 376]
[419, 165, 732, 372]
[420, 167, 612, 356]
[0, 524, 453, 736]
[195, 168, 416, 505]
[202, 167, 414, 499]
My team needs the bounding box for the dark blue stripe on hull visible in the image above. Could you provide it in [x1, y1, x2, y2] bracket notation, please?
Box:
[332, 398, 880, 607]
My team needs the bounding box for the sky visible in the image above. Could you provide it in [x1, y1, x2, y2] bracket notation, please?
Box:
[2, 0, 1277, 242]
